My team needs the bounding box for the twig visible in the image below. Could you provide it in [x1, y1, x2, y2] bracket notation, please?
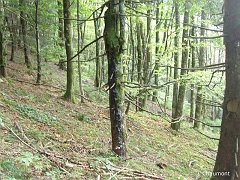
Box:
[194, 129, 220, 140]
[4, 124, 37, 151]
[13, 119, 30, 142]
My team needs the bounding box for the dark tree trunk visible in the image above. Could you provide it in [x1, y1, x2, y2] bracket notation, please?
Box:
[0, 0, 6, 77]
[212, 0, 240, 179]
[104, 0, 126, 158]
[35, 0, 41, 85]
[19, 0, 31, 68]
[172, 0, 180, 119]
[189, 15, 196, 122]
[93, 11, 101, 88]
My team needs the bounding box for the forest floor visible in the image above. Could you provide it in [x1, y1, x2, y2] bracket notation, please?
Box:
[0, 54, 219, 180]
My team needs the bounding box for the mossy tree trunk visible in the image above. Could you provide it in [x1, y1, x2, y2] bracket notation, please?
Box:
[0, 0, 6, 77]
[63, 0, 75, 103]
[212, 0, 240, 179]
[104, 0, 126, 158]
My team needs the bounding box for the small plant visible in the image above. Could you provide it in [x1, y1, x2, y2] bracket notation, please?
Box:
[0, 158, 28, 180]
[15, 104, 57, 124]
[77, 113, 89, 122]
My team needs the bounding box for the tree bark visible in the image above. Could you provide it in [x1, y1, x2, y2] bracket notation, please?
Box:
[63, 0, 75, 103]
[172, 0, 190, 131]
[153, 0, 161, 102]
[104, 0, 126, 158]
[212, 0, 240, 179]
[93, 11, 101, 88]
[136, 22, 143, 111]
[35, 0, 41, 85]
[19, 0, 31, 69]
[58, 0, 65, 70]
[189, 15, 196, 122]
[0, 0, 6, 77]
[77, 0, 84, 103]
[194, 10, 206, 129]
[171, 0, 180, 119]
[141, 9, 152, 110]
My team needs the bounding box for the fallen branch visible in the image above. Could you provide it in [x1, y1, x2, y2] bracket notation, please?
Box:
[13, 118, 30, 142]
[101, 165, 165, 180]
[4, 122, 164, 179]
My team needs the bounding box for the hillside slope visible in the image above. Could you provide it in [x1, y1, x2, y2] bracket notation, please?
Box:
[0, 60, 218, 180]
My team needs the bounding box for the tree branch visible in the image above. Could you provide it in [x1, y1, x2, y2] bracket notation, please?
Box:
[66, 35, 104, 62]
[189, 34, 226, 39]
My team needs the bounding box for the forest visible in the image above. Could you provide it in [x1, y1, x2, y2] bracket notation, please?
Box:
[0, 0, 240, 179]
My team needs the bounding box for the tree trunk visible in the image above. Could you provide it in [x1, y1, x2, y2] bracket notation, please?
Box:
[153, 0, 161, 102]
[141, 9, 152, 110]
[0, 0, 6, 77]
[63, 0, 75, 103]
[194, 10, 206, 129]
[19, 0, 31, 69]
[77, 0, 84, 103]
[35, 0, 41, 85]
[171, 0, 190, 131]
[189, 16, 196, 122]
[58, 0, 65, 70]
[171, 0, 180, 119]
[3, 1, 16, 62]
[104, 0, 126, 158]
[212, 1, 240, 179]
[93, 11, 101, 88]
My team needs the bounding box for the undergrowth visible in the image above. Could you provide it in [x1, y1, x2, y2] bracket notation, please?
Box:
[0, 61, 219, 180]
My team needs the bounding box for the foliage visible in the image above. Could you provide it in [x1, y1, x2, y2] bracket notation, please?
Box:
[15, 104, 58, 124]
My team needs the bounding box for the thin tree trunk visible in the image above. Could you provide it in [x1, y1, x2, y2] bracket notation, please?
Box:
[63, 0, 75, 103]
[136, 22, 143, 111]
[35, 0, 41, 85]
[153, 0, 161, 102]
[19, 0, 31, 68]
[77, 0, 84, 103]
[93, 11, 101, 88]
[172, 0, 180, 119]
[3, 1, 16, 62]
[0, 0, 6, 77]
[194, 10, 206, 129]
[140, 9, 152, 110]
[58, 1, 65, 70]
[190, 15, 196, 122]
[104, 0, 126, 158]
